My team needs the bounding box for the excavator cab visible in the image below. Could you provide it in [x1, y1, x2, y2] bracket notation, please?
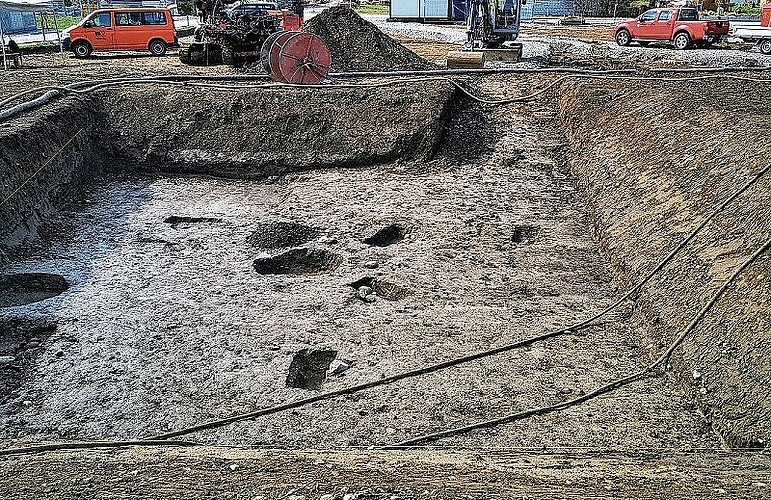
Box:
[466, 0, 525, 48]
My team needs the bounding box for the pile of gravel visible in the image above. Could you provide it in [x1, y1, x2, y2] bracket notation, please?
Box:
[303, 7, 435, 72]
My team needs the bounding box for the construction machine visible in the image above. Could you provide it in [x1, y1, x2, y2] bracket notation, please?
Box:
[448, 0, 525, 68]
[179, 0, 303, 67]
[466, 0, 524, 48]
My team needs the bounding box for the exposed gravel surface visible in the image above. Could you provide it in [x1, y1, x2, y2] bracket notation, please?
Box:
[371, 16, 771, 69]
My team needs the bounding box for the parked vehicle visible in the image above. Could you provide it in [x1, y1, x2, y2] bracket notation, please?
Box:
[731, 4, 771, 54]
[226, 1, 279, 19]
[62, 8, 178, 58]
[179, 0, 303, 66]
[613, 7, 729, 49]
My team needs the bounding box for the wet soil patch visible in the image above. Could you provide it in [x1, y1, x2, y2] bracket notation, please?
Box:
[248, 222, 320, 249]
[511, 224, 540, 244]
[0, 273, 69, 308]
[253, 248, 342, 275]
[163, 216, 223, 227]
[363, 224, 407, 247]
[0, 317, 57, 402]
[286, 349, 338, 390]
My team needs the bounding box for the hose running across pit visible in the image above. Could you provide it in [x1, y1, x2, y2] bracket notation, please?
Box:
[144, 161, 771, 441]
[388, 236, 771, 448]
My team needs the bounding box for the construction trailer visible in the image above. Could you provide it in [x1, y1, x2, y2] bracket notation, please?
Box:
[388, 0, 573, 22]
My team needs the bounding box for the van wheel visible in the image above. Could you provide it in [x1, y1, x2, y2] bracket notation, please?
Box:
[149, 40, 167, 56]
[674, 32, 691, 50]
[760, 39, 771, 55]
[72, 41, 92, 58]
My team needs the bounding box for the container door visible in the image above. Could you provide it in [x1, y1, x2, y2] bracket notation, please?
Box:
[391, 0, 420, 18]
[451, 0, 469, 20]
[422, 0, 447, 18]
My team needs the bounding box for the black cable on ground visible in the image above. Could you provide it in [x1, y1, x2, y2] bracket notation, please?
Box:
[0, 69, 633, 111]
[5, 70, 771, 121]
[385, 236, 771, 448]
[147, 161, 771, 441]
[0, 440, 201, 457]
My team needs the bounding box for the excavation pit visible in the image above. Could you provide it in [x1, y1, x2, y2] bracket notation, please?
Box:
[253, 248, 342, 275]
[0, 68, 769, 457]
[0, 273, 69, 308]
[248, 222, 320, 249]
[511, 224, 540, 244]
[286, 349, 338, 390]
[363, 224, 407, 247]
[0, 317, 57, 402]
[164, 216, 223, 227]
[349, 276, 409, 302]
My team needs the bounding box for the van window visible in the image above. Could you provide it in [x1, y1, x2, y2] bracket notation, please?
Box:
[89, 13, 112, 27]
[143, 12, 167, 25]
[116, 12, 143, 26]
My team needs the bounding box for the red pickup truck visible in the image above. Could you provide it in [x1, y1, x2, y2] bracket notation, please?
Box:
[614, 8, 729, 49]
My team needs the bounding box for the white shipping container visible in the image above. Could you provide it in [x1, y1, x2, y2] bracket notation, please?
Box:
[390, 0, 450, 19]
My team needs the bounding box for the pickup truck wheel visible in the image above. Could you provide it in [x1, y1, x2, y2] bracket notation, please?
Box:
[674, 32, 691, 50]
[760, 39, 771, 55]
[149, 39, 167, 56]
[615, 29, 631, 47]
[72, 41, 92, 58]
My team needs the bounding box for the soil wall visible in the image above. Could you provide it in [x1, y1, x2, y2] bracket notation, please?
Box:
[0, 97, 105, 255]
[99, 82, 454, 178]
[0, 82, 454, 251]
[558, 79, 771, 449]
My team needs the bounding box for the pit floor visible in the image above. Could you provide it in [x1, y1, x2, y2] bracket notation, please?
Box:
[0, 88, 721, 451]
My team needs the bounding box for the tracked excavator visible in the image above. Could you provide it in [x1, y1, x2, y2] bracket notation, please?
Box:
[448, 0, 526, 68]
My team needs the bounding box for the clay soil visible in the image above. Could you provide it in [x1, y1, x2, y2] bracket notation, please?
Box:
[1, 27, 771, 498]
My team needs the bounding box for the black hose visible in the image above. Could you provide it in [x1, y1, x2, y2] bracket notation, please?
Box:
[386, 236, 771, 448]
[0, 440, 201, 457]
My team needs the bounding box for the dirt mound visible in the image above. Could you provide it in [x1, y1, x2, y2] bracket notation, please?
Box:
[303, 7, 435, 72]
